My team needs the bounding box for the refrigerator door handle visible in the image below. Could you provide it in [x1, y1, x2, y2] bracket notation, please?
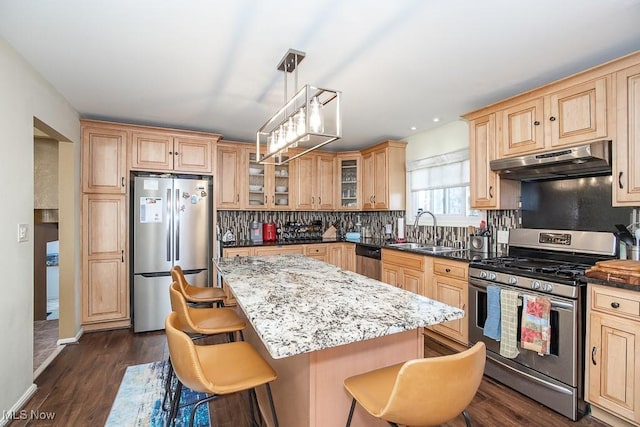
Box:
[166, 188, 172, 262]
[175, 188, 180, 262]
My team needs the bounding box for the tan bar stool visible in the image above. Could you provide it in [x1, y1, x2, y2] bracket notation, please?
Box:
[163, 281, 246, 412]
[165, 312, 279, 427]
[171, 265, 226, 308]
[343, 342, 486, 427]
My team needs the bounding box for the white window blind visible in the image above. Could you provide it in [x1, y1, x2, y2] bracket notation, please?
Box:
[407, 148, 479, 226]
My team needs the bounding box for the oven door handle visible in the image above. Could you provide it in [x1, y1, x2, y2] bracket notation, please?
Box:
[488, 354, 572, 395]
[470, 280, 575, 310]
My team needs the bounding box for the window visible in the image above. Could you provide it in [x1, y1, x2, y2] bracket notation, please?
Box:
[407, 149, 481, 226]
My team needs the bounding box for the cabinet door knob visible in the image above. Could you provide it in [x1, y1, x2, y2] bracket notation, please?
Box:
[611, 301, 620, 309]
[549, 116, 556, 122]
[619, 172, 624, 189]
[169, 151, 173, 155]
[121, 177, 125, 188]
[121, 250, 124, 262]
[445, 268, 451, 273]
[591, 346, 597, 365]
[533, 121, 541, 126]
[489, 186, 494, 198]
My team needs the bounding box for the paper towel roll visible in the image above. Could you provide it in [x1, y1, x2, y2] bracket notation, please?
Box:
[397, 217, 405, 239]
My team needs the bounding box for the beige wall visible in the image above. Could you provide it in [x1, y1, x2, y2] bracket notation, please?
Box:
[0, 36, 80, 416]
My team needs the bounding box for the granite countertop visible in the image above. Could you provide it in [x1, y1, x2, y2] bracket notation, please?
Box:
[222, 238, 492, 262]
[585, 276, 640, 292]
[214, 254, 464, 359]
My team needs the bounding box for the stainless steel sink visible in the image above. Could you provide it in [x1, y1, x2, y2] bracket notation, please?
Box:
[414, 245, 458, 254]
[388, 242, 424, 249]
[387, 242, 460, 253]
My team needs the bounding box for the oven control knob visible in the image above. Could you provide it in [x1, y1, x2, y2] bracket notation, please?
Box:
[531, 281, 541, 290]
[508, 276, 518, 285]
[488, 272, 497, 281]
[543, 283, 553, 292]
[480, 271, 488, 279]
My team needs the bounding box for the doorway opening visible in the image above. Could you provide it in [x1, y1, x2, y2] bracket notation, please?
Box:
[32, 121, 70, 378]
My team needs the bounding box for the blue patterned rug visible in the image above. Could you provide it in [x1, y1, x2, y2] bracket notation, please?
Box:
[106, 360, 210, 426]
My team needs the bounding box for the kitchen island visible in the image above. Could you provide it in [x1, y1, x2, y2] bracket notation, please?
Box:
[215, 254, 464, 427]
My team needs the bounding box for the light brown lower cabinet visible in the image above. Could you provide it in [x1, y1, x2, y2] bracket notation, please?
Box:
[381, 249, 429, 295]
[329, 243, 355, 271]
[381, 250, 469, 348]
[304, 244, 329, 262]
[429, 259, 469, 346]
[81, 194, 129, 329]
[586, 284, 640, 426]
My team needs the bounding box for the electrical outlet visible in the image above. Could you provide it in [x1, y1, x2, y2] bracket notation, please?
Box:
[497, 230, 509, 244]
[18, 223, 29, 242]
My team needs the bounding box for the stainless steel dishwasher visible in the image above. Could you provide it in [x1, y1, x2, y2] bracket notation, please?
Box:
[355, 244, 381, 280]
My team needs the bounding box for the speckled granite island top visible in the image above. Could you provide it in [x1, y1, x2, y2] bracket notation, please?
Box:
[214, 254, 464, 359]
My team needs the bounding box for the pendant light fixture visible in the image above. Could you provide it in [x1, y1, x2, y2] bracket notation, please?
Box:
[256, 49, 342, 165]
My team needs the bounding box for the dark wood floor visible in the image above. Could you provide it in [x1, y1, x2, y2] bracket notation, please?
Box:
[10, 329, 608, 426]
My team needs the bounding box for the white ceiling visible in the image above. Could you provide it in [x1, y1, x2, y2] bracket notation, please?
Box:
[2, 0, 640, 151]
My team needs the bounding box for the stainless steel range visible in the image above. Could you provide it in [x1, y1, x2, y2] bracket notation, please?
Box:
[468, 228, 617, 420]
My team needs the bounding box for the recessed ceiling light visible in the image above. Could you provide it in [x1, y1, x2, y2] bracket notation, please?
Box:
[410, 126, 417, 131]
[433, 117, 440, 123]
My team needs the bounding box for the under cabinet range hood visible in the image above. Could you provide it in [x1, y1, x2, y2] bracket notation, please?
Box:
[490, 140, 612, 181]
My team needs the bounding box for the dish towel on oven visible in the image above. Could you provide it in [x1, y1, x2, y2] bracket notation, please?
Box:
[499, 289, 520, 359]
[521, 295, 551, 356]
[483, 286, 501, 340]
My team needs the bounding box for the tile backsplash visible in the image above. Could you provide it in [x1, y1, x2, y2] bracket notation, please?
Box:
[218, 209, 520, 255]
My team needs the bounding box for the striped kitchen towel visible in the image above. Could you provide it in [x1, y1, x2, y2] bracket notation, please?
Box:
[483, 285, 501, 340]
[499, 289, 520, 359]
[521, 295, 551, 356]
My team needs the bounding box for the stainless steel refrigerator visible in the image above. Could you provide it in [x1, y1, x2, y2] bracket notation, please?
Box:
[132, 174, 212, 332]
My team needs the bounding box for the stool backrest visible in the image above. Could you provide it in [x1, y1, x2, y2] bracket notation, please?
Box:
[165, 312, 211, 393]
[171, 265, 189, 295]
[169, 281, 198, 333]
[380, 342, 486, 426]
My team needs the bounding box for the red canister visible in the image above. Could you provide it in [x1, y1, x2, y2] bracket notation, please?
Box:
[263, 221, 277, 242]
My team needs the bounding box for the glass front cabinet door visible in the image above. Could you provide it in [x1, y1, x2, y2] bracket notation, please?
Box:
[246, 149, 291, 210]
[336, 153, 361, 210]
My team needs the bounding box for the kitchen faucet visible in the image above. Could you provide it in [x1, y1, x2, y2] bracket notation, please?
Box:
[414, 209, 438, 244]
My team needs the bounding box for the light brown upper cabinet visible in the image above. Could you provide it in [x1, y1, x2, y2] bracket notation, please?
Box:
[335, 152, 361, 210]
[82, 123, 127, 194]
[464, 50, 640, 210]
[614, 63, 640, 206]
[245, 147, 294, 210]
[216, 141, 244, 209]
[292, 152, 335, 210]
[469, 114, 519, 209]
[130, 130, 219, 174]
[499, 77, 610, 157]
[361, 140, 407, 211]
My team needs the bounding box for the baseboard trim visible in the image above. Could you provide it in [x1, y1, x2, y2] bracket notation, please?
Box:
[0, 384, 37, 427]
[34, 345, 66, 380]
[57, 327, 83, 345]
